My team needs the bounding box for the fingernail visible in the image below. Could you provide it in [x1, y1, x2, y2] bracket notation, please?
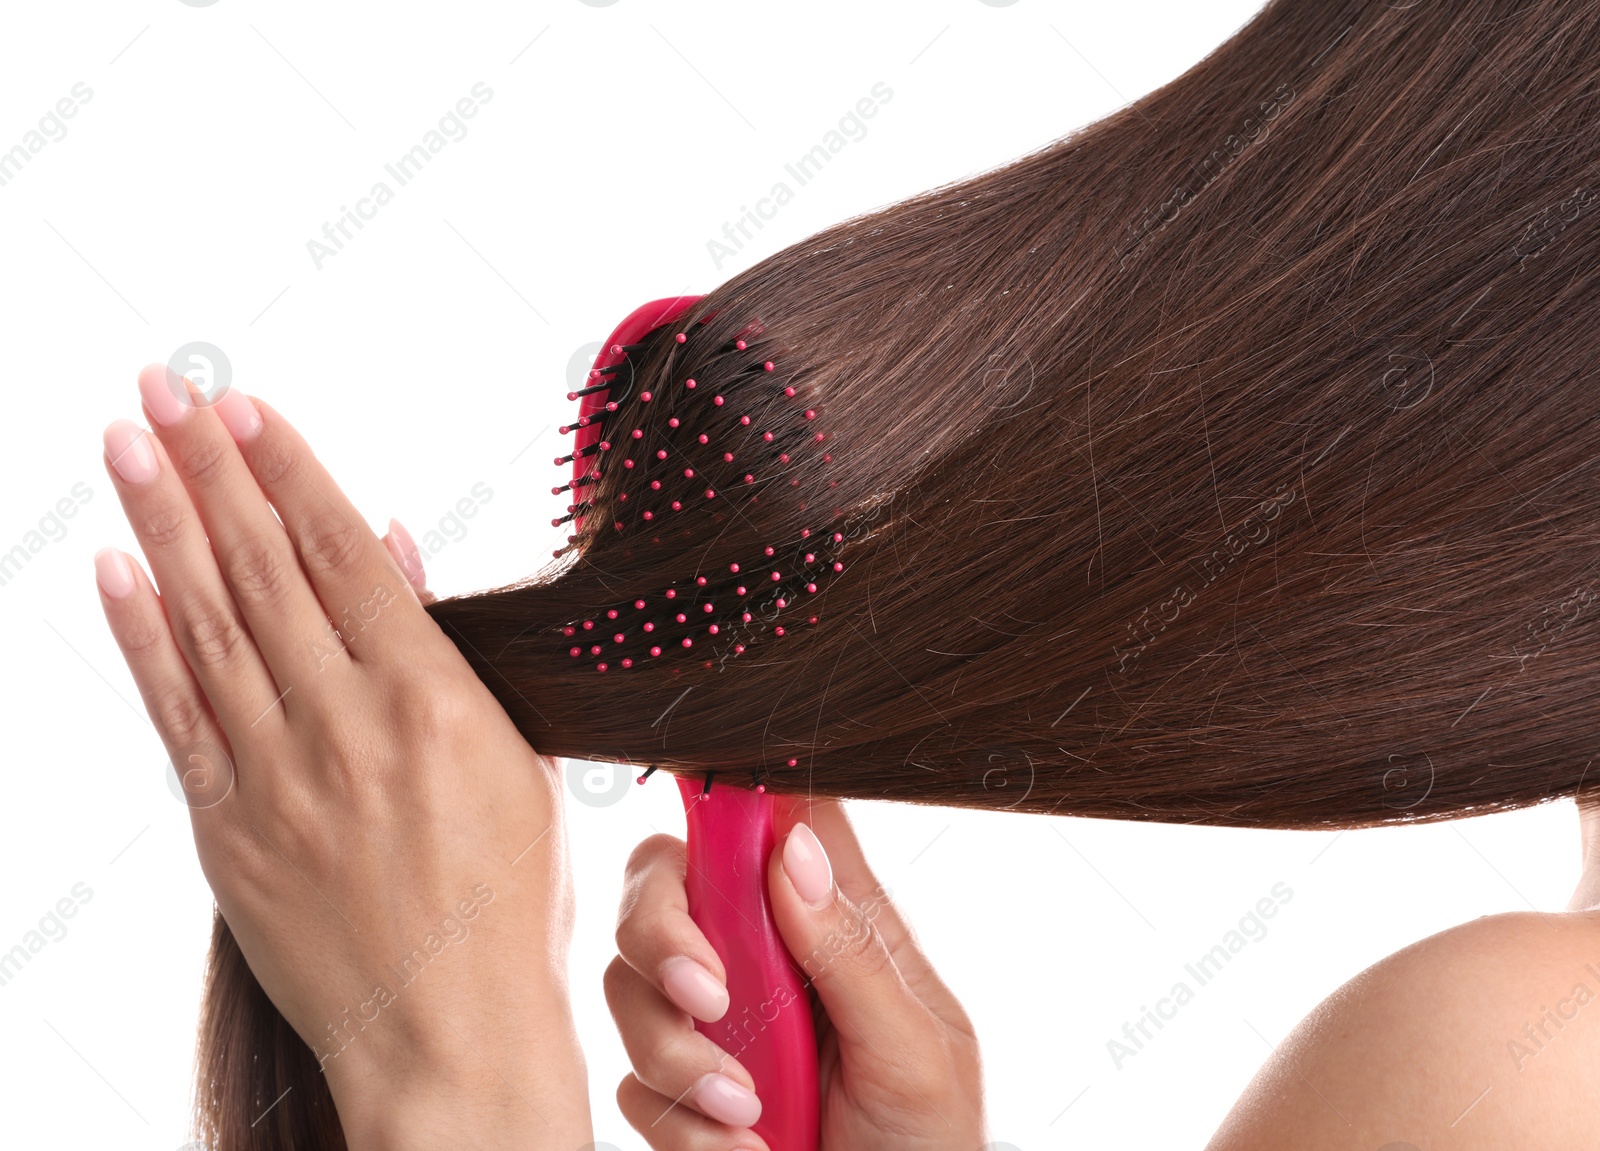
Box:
[661, 956, 730, 1023]
[385, 518, 427, 591]
[94, 548, 135, 599]
[213, 389, 263, 443]
[103, 420, 159, 484]
[783, 822, 833, 909]
[691, 1072, 762, 1129]
[138, 364, 190, 427]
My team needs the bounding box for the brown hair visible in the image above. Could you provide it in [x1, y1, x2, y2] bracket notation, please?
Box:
[194, 0, 1600, 1144]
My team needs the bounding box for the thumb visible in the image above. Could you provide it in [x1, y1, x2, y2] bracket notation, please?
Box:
[767, 822, 933, 1058]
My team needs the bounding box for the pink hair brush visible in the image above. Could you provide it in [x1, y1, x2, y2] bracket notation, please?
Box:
[557, 295, 822, 1150]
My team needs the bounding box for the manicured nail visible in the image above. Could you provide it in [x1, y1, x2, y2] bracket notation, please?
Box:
[385, 518, 427, 591]
[213, 389, 263, 443]
[94, 548, 135, 599]
[782, 822, 833, 909]
[103, 420, 159, 484]
[138, 363, 190, 427]
[661, 956, 730, 1023]
[691, 1072, 761, 1128]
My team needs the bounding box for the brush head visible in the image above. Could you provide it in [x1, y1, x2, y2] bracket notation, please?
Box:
[552, 296, 845, 678]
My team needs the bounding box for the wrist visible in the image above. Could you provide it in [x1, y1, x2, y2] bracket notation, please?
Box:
[324, 983, 591, 1150]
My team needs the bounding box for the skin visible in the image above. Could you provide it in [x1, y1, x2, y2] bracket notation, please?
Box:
[95, 369, 590, 1150]
[1203, 796, 1600, 1149]
[606, 796, 986, 1151]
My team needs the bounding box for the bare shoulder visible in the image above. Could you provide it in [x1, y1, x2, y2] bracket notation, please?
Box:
[1206, 910, 1600, 1151]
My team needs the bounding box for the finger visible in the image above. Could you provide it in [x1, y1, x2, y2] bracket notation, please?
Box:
[103, 419, 285, 737]
[93, 547, 238, 818]
[616, 1072, 771, 1151]
[135, 366, 345, 686]
[603, 957, 762, 1131]
[770, 796, 939, 991]
[209, 389, 426, 662]
[381, 518, 433, 605]
[616, 835, 731, 1023]
[767, 821, 945, 1064]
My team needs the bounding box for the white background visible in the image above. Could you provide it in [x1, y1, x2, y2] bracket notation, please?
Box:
[0, 1, 1579, 1148]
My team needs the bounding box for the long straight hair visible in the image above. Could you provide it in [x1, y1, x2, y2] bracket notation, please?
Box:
[194, 1, 1600, 1144]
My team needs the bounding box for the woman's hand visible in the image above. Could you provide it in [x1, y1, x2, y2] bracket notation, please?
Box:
[606, 795, 985, 1150]
[95, 367, 588, 1150]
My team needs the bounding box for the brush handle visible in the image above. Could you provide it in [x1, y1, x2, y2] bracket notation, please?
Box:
[677, 777, 819, 1151]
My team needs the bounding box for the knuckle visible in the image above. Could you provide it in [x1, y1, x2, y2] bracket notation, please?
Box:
[601, 955, 632, 1012]
[295, 512, 365, 580]
[179, 600, 252, 670]
[117, 614, 168, 658]
[223, 536, 294, 609]
[624, 833, 684, 880]
[173, 435, 230, 487]
[250, 437, 297, 490]
[831, 908, 893, 978]
[150, 683, 210, 743]
[138, 505, 188, 550]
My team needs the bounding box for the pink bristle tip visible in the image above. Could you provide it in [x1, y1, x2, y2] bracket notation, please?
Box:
[651, 480, 662, 490]
[816, 433, 827, 443]
[734, 643, 747, 654]
[650, 645, 662, 657]
[697, 434, 709, 445]
[684, 468, 694, 478]
[634, 599, 646, 609]
[696, 576, 709, 586]
[708, 623, 720, 635]
[642, 511, 654, 521]
[800, 528, 811, 538]
[671, 501, 682, 511]
[764, 546, 776, 556]
[763, 361, 775, 371]
[770, 571, 781, 581]
[736, 585, 747, 595]
[632, 429, 643, 439]
[562, 625, 576, 637]
[808, 615, 819, 624]
[675, 332, 687, 343]
[675, 613, 687, 624]
[685, 378, 696, 389]
[774, 627, 786, 637]
[804, 410, 816, 420]
[681, 637, 693, 648]
[784, 386, 796, 397]
[755, 783, 765, 793]
[743, 474, 755, 483]
[641, 391, 653, 402]
[669, 417, 680, 428]
[597, 662, 608, 672]
[643, 622, 655, 633]
[702, 602, 714, 612]
[705, 489, 716, 499]
[806, 582, 818, 593]
[787, 758, 799, 767]
[582, 620, 595, 630]
[779, 453, 790, 464]
[736, 339, 747, 350]
[606, 609, 619, 619]
[623, 459, 636, 468]
[713, 395, 725, 406]
[565, 391, 578, 401]
[656, 449, 668, 460]
[729, 563, 741, 573]
[739, 415, 751, 426]
[621, 657, 633, 668]
[590, 645, 602, 655]
[724, 452, 735, 462]
[665, 589, 677, 599]
[569, 646, 582, 657]
[762, 431, 775, 442]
